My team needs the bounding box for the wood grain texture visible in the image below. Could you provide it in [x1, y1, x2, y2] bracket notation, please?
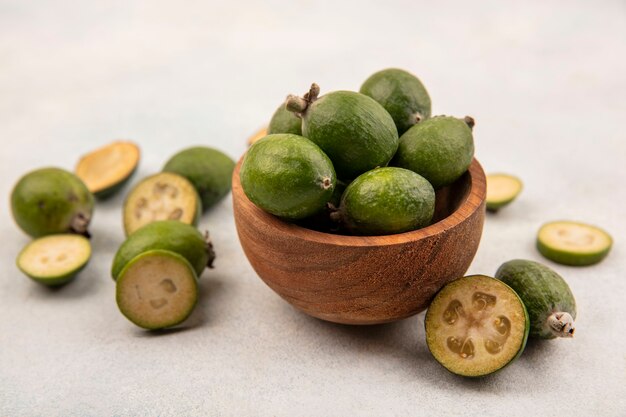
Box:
[233, 158, 486, 325]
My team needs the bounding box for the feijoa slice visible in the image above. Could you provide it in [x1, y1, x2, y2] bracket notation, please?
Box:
[537, 221, 612, 266]
[286, 84, 399, 180]
[116, 249, 198, 330]
[123, 172, 201, 236]
[486, 173, 523, 212]
[11, 167, 95, 238]
[240, 134, 336, 220]
[247, 127, 268, 147]
[17, 234, 91, 286]
[425, 275, 529, 377]
[339, 167, 434, 235]
[163, 147, 235, 211]
[268, 103, 302, 135]
[75, 141, 140, 199]
[496, 259, 576, 339]
[360, 68, 432, 135]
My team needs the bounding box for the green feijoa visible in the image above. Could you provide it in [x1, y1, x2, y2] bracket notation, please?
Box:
[11, 167, 95, 238]
[17, 234, 91, 286]
[496, 259, 577, 339]
[116, 249, 198, 330]
[537, 221, 612, 266]
[360, 68, 432, 135]
[240, 134, 336, 220]
[268, 103, 302, 135]
[339, 167, 434, 235]
[425, 275, 529, 377]
[163, 147, 235, 211]
[393, 116, 475, 189]
[286, 84, 398, 180]
[111, 220, 213, 280]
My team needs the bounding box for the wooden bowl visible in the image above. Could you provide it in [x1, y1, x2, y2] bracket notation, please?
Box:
[232, 158, 486, 325]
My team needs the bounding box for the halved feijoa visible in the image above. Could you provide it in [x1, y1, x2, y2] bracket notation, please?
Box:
[537, 221, 612, 266]
[247, 126, 268, 147]
[496, 259, 576, 339]
[286, 84, 399, 179]
[486, 173, 523, 212]
[123, 172, 201, 236]
[17, 234, 91, 286]
[240, 134, 336, 219]
[75, 141, 140, 199]
[116, 249, 198, 330]
[111, 220, 213, 280]
[163, 147, 235, 211]
[425, 275, 529, 377]
[268, 102, 302, 135]
[339, 167, 434, 235]
[360, 68, 431, 135]
[11, 167, 95, 238]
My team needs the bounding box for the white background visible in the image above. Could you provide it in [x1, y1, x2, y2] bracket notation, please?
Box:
[1, 1, 624, 416]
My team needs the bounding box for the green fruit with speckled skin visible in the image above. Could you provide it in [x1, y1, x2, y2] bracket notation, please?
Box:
[393, 116, 474, 189]
[360, 68, 432, 135]
[111, 220, 214, 280]
[268, 103, 302, 135]
[286, 85, 398, 180]
[11, 167, 95, 238]
[339, 167, 434, 235]
[163, 147, 235, 211]
[496, 259, 577, 339]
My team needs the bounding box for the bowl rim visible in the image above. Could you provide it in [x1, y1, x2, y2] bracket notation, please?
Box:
[233, 157, 486, 247]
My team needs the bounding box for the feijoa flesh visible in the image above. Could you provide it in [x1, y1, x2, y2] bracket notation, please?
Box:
[163, 147, 235, 211]
[286, 84, 399, 180]
[338, 167, 434, 235]
[268, 102, 302, 135]
[496, 259, 576, 339]
[393, 116, 475, 189]
[123, 172, 201, 236]
[537, 221, 612, 266]
[240, 134, 336, 220]
[360, 68, 432, 135]
[486, 173, 523, 212]
[247, 127, 268, 147]
[425, 275, 529, 377]
[11, 167, 95, 238]
[17, 234, 91, 286]
[116, 249, 198, 330]
[75, 141, 140, 199]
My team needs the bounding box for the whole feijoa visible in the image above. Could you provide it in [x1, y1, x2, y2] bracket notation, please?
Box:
[286, 84, 398, 180]
[11, 167, 95, 238]
[360, 68, 432, 135]
[268, 103, 302, 135]
[339, 167, 435, 235]
[163, 147, 235, 211]
[240, 134, 336, 220]
[393, 116, 475, 189]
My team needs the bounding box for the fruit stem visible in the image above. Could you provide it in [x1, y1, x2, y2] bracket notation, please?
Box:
[204, 231, 216, 269]
[547, 312, 575, 337]
[464, 116, 475, 130]
[70, 213, 91, 238]
[286, 83, 320, 116]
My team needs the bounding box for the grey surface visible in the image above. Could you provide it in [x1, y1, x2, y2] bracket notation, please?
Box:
[1, 1, 625, 416]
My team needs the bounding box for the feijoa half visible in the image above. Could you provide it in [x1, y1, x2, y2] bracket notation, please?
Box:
[112, 220, 214, 280]
[496, 259, 576, 339]
[240, 134, 336, 220]
[163, 147, 235, 211]
[75, 141, 140, 199]
[11, 167, 95, 238]
[247, 127, 268, 147]
[116, 249, 198, 330]
[425, 275, 529, 377]
[286, 84, 399, 179]
[360, 68, 432, 135]
[268, 102, 302, 135]
[123, 172, 201, 236]
[486, 173, 523, 212]
[17, 234, 91, 286]
[537, 221, 612, 266]
[338, 167, 434, 235]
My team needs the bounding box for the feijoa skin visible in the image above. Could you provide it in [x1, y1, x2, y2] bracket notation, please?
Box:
[11, 167, 95, 238]
[287, 85, 399, 180]
[240, 134, 336, 220]
[163, 147, 235, 211]
[360, 68, 432, 135]
[496, 259, 577, 339]
[537, 221, 612, 266]
[268, 103, 302, 135]
[339, 167, 435, 236]
[111, 220, 213, 280]
[393, 116, 475, 189]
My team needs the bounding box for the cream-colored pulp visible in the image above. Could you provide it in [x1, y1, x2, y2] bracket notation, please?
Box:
[539, 221, 611, 254]
[76, 141, 139, 193]
[18, 235, 91, 278]
[486, 174, 522, 203]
